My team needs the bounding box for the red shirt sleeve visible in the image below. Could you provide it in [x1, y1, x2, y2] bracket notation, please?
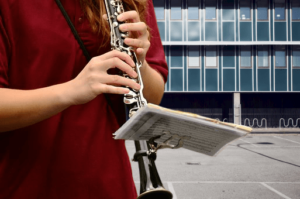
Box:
[145, 0, 168, 83]
[0, 14, 10, 88]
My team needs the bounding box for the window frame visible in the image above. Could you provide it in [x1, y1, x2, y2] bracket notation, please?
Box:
[153, 0, 165, 20]
[188, 46, 201, 69]
[170, 46, 184, 68]
[170, 0, 182, 20]
[240, 46, 252, 69]
[274, 0, 286, 21]
[292, 46, 300, 68]
[274, 46, 287, 69]
[292, 0, 300, 21]
[187, 0, 200, 20]
[205, 0, 218, 21]
[205, 46, 218, 68]
[239, 0, 252, 21]
[257, 46, 270, 69]
[256, 0, 269, 21]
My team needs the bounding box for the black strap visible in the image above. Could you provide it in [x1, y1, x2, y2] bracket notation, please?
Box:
[55, 0, 114, 107]
[55, 0, 91, 62]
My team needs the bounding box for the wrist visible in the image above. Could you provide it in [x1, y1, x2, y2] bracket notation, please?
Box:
[53, 81, 76, 108]
[140, 60, 149, 75]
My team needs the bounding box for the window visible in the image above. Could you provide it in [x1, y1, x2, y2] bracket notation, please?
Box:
[275, 46, 286, 68]
[206, 46, 217, 68]
[171, 0, 182, 20]
[257, 0, 268, 20]
[206, 0, 217, 20]
[188, 46, 200, 68]
[223, 46, 235, 67]
[240, 46, 252, 68]
[292, 0, 300, 21]
[275, 0, 285, 20]
[257, 46, 269, 68]
[293, 46, 300, 67]
[170, 46, 183, 68]
[153, 0, 165, 20]
[223, 0, 234, 20]
[188, 0, 199, 20]
[240, 0, 251, 20]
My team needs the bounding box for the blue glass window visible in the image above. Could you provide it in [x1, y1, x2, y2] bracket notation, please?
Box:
[240, 46, 251, 68]
[240, 8, 250, 20]
[275, 0, 285, 20]
[293, 7, 300, 20]
[258, 8, 268, 20]
[206, 46, 217, 67]
[188, 46, 200, 68]
[223, 0, 234, 20]
[188, 22, 200, 41]
[240, 0, 251, 20]
[257, 46, 269, 67]
[257, 0, 268, 20]
[157, 22, 165, 41]
[206, 0, 217, 20]
[188, 0, 199, 20]
[171, 69, 183, 91]
[292, 0, 300, 20]
[206, 8, 217, 20]
[223, 46, 235, 67]
[293, 47, 300, 67]
[170, 46, 183, 67]
[153, 0, 165, 20]
[275, 47, 286, 67]
[205, 22, 218, 41]
[171, 0, 182, 20]
[170, 22, 182, 41]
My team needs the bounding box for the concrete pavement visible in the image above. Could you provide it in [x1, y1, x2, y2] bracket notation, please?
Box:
[125, 135, 300, 199]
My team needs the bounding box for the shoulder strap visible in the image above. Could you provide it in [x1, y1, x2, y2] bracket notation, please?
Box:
[55, 0, 91, 62]
[55, 0, 114, 107]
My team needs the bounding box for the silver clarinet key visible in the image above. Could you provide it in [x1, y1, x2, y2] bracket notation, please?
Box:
[104, 0, 147, 117]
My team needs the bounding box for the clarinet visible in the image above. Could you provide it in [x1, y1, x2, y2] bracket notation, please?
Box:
[103, 0, 172, 198]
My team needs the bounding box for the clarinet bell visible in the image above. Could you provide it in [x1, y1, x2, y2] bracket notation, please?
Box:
[137, 188, 173, 199]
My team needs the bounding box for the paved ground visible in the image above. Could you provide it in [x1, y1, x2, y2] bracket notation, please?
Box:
[125, 134, 300, 199]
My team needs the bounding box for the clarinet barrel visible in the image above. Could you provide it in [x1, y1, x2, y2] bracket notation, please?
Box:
[103, 0, 172, 198]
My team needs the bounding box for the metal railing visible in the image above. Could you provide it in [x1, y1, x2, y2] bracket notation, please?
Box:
[279, 118, 300, 128]
[242, 118, 300, 128]
[243, 118, 267, 128]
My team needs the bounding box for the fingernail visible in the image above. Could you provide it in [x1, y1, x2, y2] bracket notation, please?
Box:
[131, 61, 135, 67]
[135, 84, 141, 90]
[119, 24, 126, 31]
[125, 38, 131, 44]
[132, 71, 138, 78]
[124, 88, 130, 93]
[117, 15, 123, 21]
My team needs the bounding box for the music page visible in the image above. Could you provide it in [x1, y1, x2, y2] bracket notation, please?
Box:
[114, 104, 252, 156]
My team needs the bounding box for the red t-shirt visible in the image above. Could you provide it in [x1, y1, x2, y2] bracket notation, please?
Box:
[0, 0, 168, 198]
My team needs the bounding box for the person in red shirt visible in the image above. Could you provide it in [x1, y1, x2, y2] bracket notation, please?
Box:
[0, 0, 167, 198]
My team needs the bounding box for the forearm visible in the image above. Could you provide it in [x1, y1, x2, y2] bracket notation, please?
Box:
[140, 61, 165, 105]
[0, 51, 141, 133]
[0, 83, 71, 132]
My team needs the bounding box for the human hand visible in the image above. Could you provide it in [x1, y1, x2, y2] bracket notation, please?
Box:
[65, 50, 140, 105]
[117, 11, 150, 65]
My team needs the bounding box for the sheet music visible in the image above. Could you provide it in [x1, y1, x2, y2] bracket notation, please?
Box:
[114, 104, 251, 156]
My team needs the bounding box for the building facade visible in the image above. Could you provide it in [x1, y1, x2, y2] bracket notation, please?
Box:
[154, 0, 300, 128]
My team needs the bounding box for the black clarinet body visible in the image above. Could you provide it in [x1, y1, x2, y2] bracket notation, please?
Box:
[103, 0, 172, 198]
